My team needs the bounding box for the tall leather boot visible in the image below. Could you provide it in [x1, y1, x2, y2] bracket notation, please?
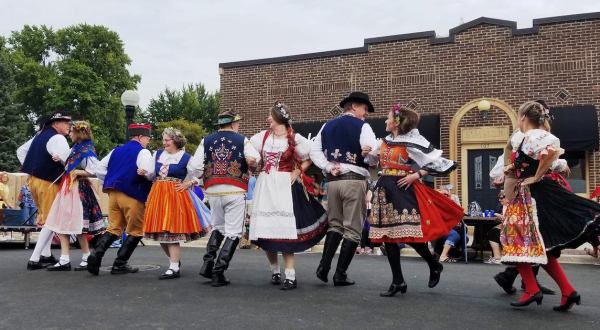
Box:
[199, 230, 225, 278]
[333, 239, 359, 286]
[211, 237, 240, 287]
[316, 231, 343, 283]
[495, 266, 519, 294]
[111, 236, 142, 275]
[87, 232, 119, 276]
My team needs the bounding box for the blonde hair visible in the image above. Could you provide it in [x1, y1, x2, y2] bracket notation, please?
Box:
[71, 121, 93, 142]
[518, 101, 551, 131]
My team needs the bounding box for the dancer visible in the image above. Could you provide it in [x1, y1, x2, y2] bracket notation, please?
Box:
[142, 127, 210, 279]
[249, 102, 328, 290]
[500, 100, 600, 311]
[193, 110, 260, 286]
[37, 121, 105, 271]
[310, 91, 378, 286]
[18, 112, 72, 269]
[366, 104, 463, 296]
[87, 123, 154, 275]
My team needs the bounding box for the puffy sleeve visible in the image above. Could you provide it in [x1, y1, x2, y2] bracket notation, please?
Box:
[250, 131, 266, 154]
[407, 145, 456, 176]
[294, 133, 311, 160]
[522, 130, 562, 160]
[364, 138, 383, 165]
[489, 154, 505, 180]
[81, 156, 101, 176]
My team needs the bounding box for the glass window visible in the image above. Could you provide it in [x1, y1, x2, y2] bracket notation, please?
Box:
[562, 151, 586, 193]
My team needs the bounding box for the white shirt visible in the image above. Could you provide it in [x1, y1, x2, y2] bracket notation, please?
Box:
[17, 134, 71, 165]
[189, 132, 261, 194]
[146, 149, 199, 181]
[95, 147, 154, 182]
[310, 114, 378, 178]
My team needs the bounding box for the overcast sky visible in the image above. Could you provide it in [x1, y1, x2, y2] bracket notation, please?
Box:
[2, 0, 599, 108]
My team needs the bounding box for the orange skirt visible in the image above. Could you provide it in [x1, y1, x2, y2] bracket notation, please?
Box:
[143, 180, 206, 241]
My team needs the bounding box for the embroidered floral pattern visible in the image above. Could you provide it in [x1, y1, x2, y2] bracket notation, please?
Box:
[368, 188, 424, 239]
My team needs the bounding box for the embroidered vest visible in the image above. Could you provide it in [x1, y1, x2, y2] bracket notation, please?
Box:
[203, 131, 249, 190]
[21, 127, 65, 182]
[103, 141, 152, 202]
[154, 149, 192, 180]
[321, 115, 369, 169]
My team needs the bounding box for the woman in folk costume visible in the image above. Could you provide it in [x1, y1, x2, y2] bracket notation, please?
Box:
[38, 121, 105, 271]
[366, 104, 463, 297]
[249, 102, 328, 290]
[142, 127, 210, 280]
[500, 101, 600, 311]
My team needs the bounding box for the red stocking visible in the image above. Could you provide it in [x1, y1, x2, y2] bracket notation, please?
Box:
[542, 256, 575, 305]
[516, 264, 540, 302]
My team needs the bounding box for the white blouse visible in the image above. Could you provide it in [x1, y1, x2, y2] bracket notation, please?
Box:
[250, 131, 311, 171]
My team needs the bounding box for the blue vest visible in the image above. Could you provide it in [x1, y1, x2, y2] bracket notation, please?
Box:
[321, 115, 369, 169]
[21, 127, 65, 182]
[154, 149, 192, 180]
[203, 131, 249, 190]
[103, 141, 152, 202]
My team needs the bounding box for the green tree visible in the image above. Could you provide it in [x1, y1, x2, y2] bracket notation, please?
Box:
[149, 119, 208, 155]
[8, 24, 140, 156]
[0, 37, 30, 171]
[143, 83, 219, 132]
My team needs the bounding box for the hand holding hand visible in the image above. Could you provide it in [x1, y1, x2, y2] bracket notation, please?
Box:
[247, 157, 257, 168]
[361, 146, 372, 157]
[330, 164, 341, 176]
[137, 168, 148, 176]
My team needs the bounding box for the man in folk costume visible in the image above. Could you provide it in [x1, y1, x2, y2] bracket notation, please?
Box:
[17, 112, 72, 269]
[191, 110, 260, 286]
[310, 92, 378, 286]
[87, 124, 154, 275]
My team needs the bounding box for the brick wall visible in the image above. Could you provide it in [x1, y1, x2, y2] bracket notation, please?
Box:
[220, 14, 600, 194]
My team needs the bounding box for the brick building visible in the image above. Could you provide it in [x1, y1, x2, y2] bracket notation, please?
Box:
[218, 12, 600, 210]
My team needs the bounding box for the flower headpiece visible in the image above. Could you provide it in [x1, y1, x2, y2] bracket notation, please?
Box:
[535, 100, 553, 124]
[391, 103, 402, 122]
[274, 101, 290, 122]
[72, 121, 91, 134]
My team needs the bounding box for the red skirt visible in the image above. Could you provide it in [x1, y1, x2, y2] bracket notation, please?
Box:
[369, 176, 464, 243]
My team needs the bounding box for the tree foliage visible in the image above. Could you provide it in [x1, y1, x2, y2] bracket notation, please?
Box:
[7, 24, 140, 156]
[143, 83, 219, 132]
[149, 119, 208, 155]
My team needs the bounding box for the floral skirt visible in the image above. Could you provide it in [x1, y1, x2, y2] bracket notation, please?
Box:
[368, 175, 464, 243]
[45, 176, 105, 235]
[143, 180, 210, 243]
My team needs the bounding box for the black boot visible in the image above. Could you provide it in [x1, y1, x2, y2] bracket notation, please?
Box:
[211, 237, 239, 287]
[111, 236, 142, 275]
[199, 230, 224, 278]
[316, 231, 343, 283]
[333, 239, 359, 287]
[380, 243, 407, 297]
[87, 232, 119, 275]
[495, 267, 519, 294]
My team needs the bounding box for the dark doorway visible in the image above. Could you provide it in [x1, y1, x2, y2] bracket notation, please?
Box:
[467, 149, 503, 211]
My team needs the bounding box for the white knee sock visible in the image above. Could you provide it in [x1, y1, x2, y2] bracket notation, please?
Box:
[29, 227, 54, 262]
[285, 268, 296, 281]
[270, 263, 280, 274]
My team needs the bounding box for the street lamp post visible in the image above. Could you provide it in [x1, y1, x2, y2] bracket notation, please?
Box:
[120, 90, 140, 142]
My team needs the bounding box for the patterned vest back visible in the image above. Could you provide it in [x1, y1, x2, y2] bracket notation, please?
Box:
[21, 127, 66, 182]
[103, 141, 152, 202]
[321, 115, 369, 169]
[203, 131, 249, 190]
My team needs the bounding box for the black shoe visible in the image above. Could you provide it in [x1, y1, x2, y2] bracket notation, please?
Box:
[428, 262, 443, 288]
[553, 291, 581, 312]
[494, 273, 517, 295]
[211, 272, 230, 287]
[510, 291, 543, 307]
[110, 236, 142, 275]
[159, 269, 181, 280]
[39, 255, 57, 265]
[271, 273, 282, 285]
[47, 262, 71, 271]
[199, 231, 224, 278]
[316, 231, 343, 283]
[333, 239, 358, 287]
[73, 264, 88, 271]
[27, 260, 47, 270]
[88, 232, 119, 276]
[539, 284, 556, 295]
[380, 282, 408, 297]
[110, 262, 139, 275]
[280, 279, 297, 291]
[211, 237, 240, 287]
